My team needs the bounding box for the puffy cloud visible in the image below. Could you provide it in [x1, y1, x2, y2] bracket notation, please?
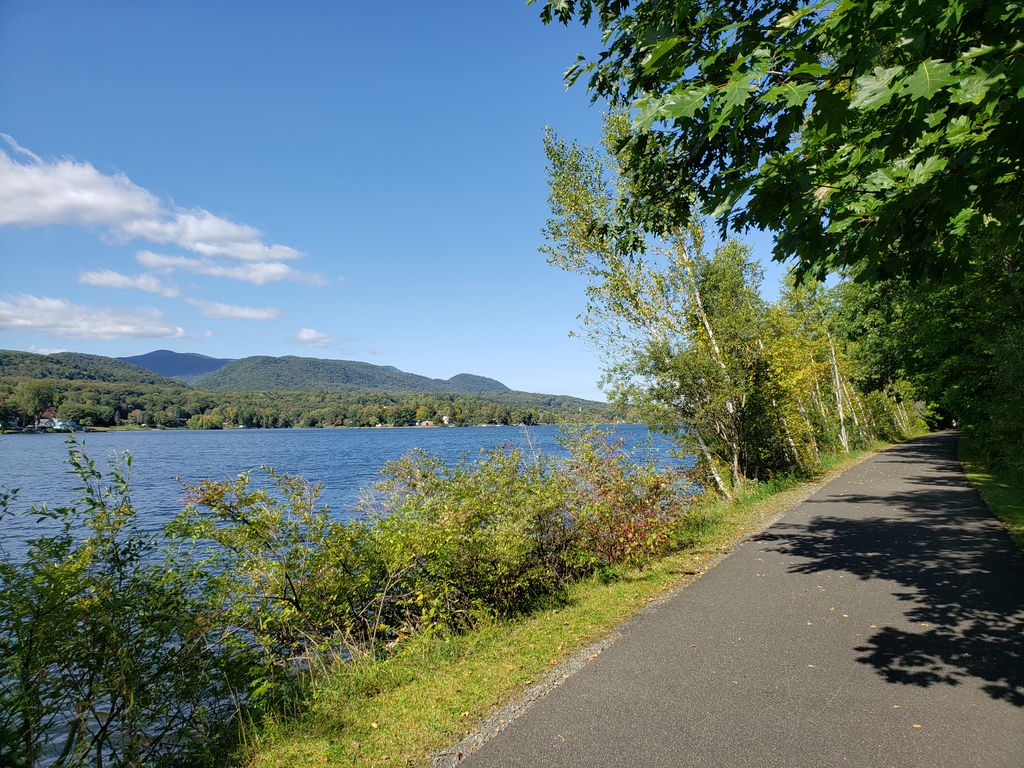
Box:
[0, 294, 185, 340]
[78, 269, 179, 297]
[137, 250, 324, 285]
[186, 299, 281, 320]
[0, 135, 302, 262]
[121, 210, 302, 262]
[294, 329, 351, 350]
[0, 142, 158, 229]
[295, 327, 335, 347]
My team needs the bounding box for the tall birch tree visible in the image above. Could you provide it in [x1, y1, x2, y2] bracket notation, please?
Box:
[545, 119, 775, 495]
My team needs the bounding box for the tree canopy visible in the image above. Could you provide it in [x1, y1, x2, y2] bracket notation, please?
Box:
[542, 121, 920, 496]
[538, 0, 1023, 281]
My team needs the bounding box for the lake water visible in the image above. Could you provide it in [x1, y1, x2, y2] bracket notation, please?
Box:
[0, 425, 677, 548]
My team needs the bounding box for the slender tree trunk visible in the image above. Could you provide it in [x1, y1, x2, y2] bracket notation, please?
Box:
[682, 252, 747, 490]
[695, 430, 732, 500]
[845, 381, 871, 441]
[894, 396, 911, 434]
[795, 396, 820, 461]
[827, 338, 850, 453]
[782, 416, 800, 466]
[812, 379, 829, 420]
[679, 247, 737, 419]
[840, 378, 868, 441]
[773, 397, 801, 466]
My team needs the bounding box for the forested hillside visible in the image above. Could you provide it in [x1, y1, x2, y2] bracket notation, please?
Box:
[0, 350, 182, 387]
[195, 355, 511, 393]
[0, 350, 610, 429]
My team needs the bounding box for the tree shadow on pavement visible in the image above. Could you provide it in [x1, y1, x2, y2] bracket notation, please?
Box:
[756, 434, 1024, 707]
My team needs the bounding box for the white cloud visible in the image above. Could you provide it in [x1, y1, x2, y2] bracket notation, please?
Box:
[79, 268, 179, 297]
[0, 136, 303, 262]
[295, 327, 335, 347]
[137, 250, 323, 285]
[365, 346, 383, 356]
[0, 133, 42, 163]
[0, 143, 159, 229]
[186, 299, 281, 320]
[121, 209, 302, 262]
[0, 294, 186, 340]
[28, 344, 68, 355]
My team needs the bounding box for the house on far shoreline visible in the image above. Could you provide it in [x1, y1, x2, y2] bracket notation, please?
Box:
[37, 406, 58, 430]
[35, 406, 78, 432]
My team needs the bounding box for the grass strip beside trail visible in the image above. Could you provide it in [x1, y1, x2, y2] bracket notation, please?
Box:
[246, 446, 882, 768]
[959, 434, 1024, 551]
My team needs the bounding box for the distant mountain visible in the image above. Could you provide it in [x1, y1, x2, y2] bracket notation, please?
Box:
[2, 349, 576, 403]
[118, 350, 234, 381]
[195, 355, 512, 394]
[0, 350, 183, 387]
[447, 373, 511, 393]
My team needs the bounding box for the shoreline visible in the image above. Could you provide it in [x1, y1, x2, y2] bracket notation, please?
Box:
[2, 420, 630, 436]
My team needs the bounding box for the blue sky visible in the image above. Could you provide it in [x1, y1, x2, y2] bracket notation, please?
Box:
[0, 1, 784, 401]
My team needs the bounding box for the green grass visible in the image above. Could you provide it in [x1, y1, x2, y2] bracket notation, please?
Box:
[959, 434, 1024, 551]
[242, 445, 881, 768]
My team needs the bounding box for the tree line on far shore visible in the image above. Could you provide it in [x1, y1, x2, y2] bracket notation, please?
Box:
[0, 379, 612, 431]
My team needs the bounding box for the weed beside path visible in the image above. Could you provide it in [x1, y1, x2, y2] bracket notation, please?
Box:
[248, 445, 883, 768]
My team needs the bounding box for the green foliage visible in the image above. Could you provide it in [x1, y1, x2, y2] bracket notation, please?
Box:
[960, 433, 1024, 551]
[537, 0, 1024, 282]
[185, 413, 224, 430]
[0, 351, 180, 387]
[1, 430, 686, 766]
[360, 427, 686, 630]
[559, 426, 690, 569]
[170, 471, 381, 702]
[8, 381, 57, 426]
[831, 249, 1022, 472]
[362, 448, 574, 630]
[0, 443, 235, 768]
[542, 122, 915, 496]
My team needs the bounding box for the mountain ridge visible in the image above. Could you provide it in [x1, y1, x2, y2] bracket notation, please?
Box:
[117, 349, 234, 381]
[8, 349, 524, 397]
[192, 354, 512, 394]
[0, 350, 185, 387]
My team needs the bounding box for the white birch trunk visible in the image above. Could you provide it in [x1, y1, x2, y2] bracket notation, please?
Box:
[827, 338, 850, 453]
[679, 247, 743, 484]
[813, 379, 830, 420]
[695, 430, 732, 500]
[797, 397, 821, 462]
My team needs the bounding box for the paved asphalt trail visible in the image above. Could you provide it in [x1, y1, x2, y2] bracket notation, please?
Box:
[458, 433, 1024, 767]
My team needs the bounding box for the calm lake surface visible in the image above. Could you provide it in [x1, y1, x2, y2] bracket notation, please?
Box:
[0, 425, 677, 547]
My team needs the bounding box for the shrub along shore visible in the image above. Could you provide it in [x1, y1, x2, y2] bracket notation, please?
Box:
[0, 427, 915, 768]
[246, 443, 889, 768]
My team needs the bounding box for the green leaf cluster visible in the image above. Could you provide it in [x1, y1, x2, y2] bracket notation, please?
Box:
[537, 0, 1024, 282]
